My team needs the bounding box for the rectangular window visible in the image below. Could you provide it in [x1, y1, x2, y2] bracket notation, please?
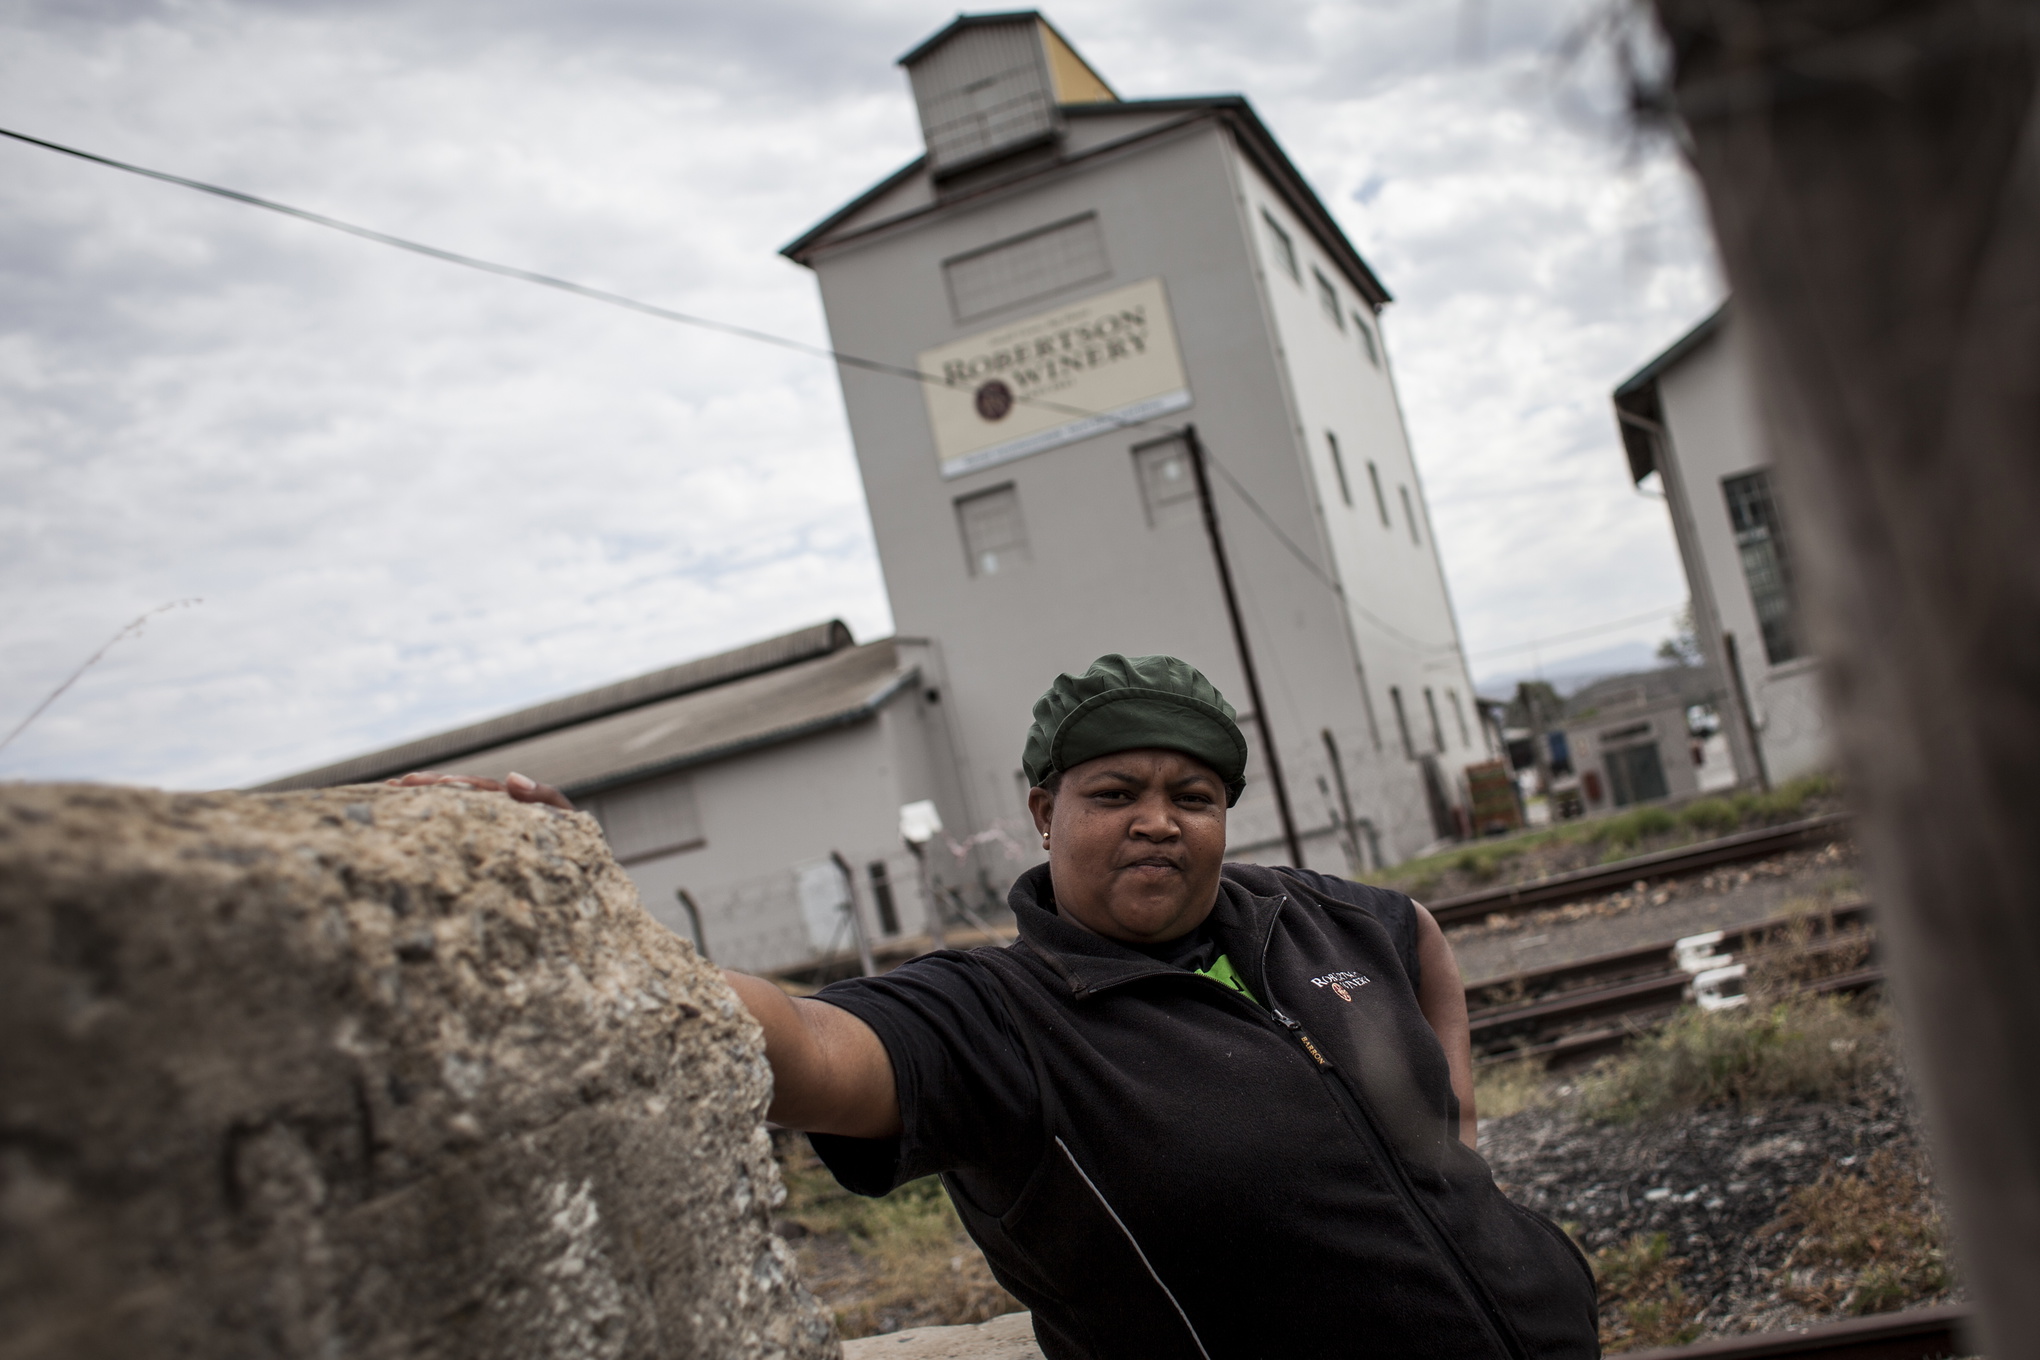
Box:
[1132, 436, 1199, 526]
[1353, 312, 1380, 367]
[868, 861, 900, 935]
[1448, 687, 1470, 747]
[957, 484, 1030, 576]
[1367, 461, 1391, 527]
[944, 213, 1110, 323]
[1261, 209, 1299, 282]
[1606, 742, 1671, 806]
[1325, 432, 1353, 507]
[585, 772, 704, 864]
[1312, 268, 1345, 329]
[1389, 686, 1415, 759]
[1399, 485, 1421, 545]
[1722, 469, 1802, 664]
[1423, 687, 1446, 753]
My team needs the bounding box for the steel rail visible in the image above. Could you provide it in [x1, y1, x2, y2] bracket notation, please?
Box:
[1622, 1303, 1972, 1360]
[1465, 902, 1880, 1062]
[1428, 812, 1855, 927]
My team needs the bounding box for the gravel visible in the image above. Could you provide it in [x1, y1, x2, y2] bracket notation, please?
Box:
[1479, 1063, 1961, 1337]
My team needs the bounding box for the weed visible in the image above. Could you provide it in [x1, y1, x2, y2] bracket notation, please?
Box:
[1769, 1148, 1951, 1315]
[1678, 797, 1740, 837]
[1370, 773, 1840, 898]
[775, 1136, 1020, 1338]
[1576, 995, 1889, 1123]
[1475, 1055, 1553, 1121]
[1592, 1233, 1704, 1351]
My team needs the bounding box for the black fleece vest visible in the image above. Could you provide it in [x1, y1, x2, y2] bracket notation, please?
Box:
[945, 863, 1598, 1360]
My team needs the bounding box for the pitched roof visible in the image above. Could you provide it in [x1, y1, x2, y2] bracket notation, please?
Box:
[780, 96, 1392, 310]
[353, 639, 919, 797]
[1613, 302, 1728, 484]
[255, 619, 859, 791]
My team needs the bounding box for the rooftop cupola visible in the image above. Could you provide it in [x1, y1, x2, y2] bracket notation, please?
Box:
[898, 11, 1116, 179]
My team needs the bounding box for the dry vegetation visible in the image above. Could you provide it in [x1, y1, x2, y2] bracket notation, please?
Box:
[1481, 986, 1957, 1351]
[771, 1134, 1018, 1339]
[1377, 774, 1842, 902]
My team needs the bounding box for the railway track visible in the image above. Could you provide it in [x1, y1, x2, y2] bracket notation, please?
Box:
[1428, 812, 1854, 928]
[1465, 900, 1879, 1065]
[1625, 1303, 1973, 1360]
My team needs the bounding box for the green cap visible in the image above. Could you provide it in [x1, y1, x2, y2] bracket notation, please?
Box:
[1022, 655, 1249, 806]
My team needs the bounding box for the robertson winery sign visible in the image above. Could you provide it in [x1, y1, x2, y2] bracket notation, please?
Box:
[918, 277, 1192, 479]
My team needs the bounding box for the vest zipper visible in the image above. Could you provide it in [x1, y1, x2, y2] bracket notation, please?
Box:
[1258, 910, 1526, 1360]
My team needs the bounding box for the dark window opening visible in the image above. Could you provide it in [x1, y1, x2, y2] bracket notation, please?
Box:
[868, 861, 900, 935]
[1261, 210, 1299, 282]
[1367, 461, 1391, 527]
[1722, 468, 1802, 665]
[1399, 485, 1422, 545]
[1390, 686, 1415, 759]
[1326, 432, 1353, 506]
[1312, 267, 1345, 329]
[1423, 687, 1446, 753]
[1605, 742, 1670, 806]
[1354, 313, 1380, 367]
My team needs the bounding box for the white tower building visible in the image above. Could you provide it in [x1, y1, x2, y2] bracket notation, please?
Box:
[785, 12, 1486, 868]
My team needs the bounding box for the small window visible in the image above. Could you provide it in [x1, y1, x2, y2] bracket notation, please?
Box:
[1325, 432, 1353, 507]
[1261, 209, 1299, 282]
[1312, 268, 1345, 329]
[585, 772, 704, 864]
[1423, 687, 1445, 753]
[1389, 686, 1415, 760]
[1399, 485, 1421, 545]
[868, 861, 900, 935]
[957, 484, 1030, 576]
[1366, 461, 1391, 527]
[1448, 688, 1470, 746]
[1353, 312, 1380, 367]
[1722, 469, 1801, 664]
[944, 213, 1111, 323]
[1133, 437, 1199, 525]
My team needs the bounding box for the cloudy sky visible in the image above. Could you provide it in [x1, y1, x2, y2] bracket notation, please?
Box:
[0, 0, 1720, 790]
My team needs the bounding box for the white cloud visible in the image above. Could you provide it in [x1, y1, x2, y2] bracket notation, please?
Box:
[0, 0, 1720, 788]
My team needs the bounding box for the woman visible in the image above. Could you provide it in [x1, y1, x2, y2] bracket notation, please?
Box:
[405, 654, 1597, 1359]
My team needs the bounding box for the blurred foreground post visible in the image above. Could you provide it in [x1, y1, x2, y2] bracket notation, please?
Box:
[1646, 0, 2040, 1352]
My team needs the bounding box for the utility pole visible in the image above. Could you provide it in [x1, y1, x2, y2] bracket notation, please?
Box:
[1185, 425, 1305, 867]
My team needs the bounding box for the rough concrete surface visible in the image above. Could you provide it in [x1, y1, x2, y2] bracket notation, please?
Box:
[0, 783, 838, 1360]
[841, 1312, 1042, 1360]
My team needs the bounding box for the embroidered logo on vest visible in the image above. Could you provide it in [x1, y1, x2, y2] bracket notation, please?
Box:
[1309, 970, 1371, 1002]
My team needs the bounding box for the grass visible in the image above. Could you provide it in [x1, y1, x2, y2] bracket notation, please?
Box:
[775, 1136, 1019, 1338]
[1474, 1054, 1554, 1121]
[1576, 994, 1890, 1124]
[1376, 773, 1839, 900]
[1589, 1232, 1705, 1352]
[1769, 1148, 1951, 1316]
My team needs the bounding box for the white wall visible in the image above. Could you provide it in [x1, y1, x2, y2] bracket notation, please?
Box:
[1655, 319, 1831, 783]
[1236, 158, 1486, 851]
[807, 116, 1480, 869]
[614, 687, 960, 974]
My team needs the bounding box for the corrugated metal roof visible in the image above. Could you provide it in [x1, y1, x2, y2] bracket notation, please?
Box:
[446, 639, 917, 796]
[256, 619, 856, 791]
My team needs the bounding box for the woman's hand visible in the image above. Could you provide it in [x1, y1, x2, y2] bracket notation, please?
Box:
[385, 769, 575, 811]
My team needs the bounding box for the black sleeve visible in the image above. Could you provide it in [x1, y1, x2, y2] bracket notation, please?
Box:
[806, 950, 1041, 1197]
[1277, 865, 1423, 990]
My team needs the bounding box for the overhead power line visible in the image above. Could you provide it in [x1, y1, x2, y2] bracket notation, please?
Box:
[1468, 604, 1685, 661]
[0, 123, 1462, 664]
